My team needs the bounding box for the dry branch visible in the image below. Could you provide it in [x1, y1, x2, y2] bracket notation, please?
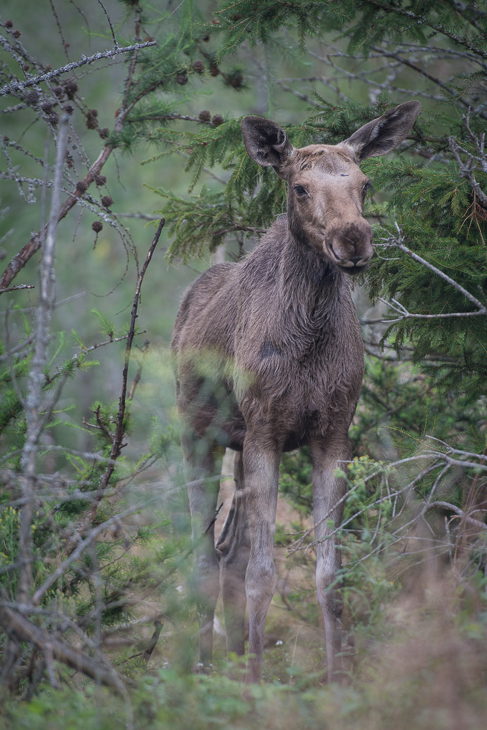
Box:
[0, 32, 156, 293]
[0, 605, 133, 693]
[0, 284, 35, 294]
[0, 41, 155, 97]
[16, 113, 69, 606]
[364, 224, 487, 325]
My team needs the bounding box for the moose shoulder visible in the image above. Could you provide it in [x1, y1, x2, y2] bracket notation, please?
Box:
[171, 101, 421, 682]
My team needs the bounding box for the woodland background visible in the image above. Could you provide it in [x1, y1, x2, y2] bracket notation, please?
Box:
[0, 1, 487, 728]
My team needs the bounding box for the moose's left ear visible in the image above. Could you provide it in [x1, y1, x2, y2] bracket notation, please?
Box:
[341, 101, 421, 161]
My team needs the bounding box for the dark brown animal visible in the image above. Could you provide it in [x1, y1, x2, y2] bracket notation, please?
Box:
[171, 101, 420, 682]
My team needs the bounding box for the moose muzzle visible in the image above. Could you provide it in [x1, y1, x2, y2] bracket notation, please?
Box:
[324, 220, 374, 273]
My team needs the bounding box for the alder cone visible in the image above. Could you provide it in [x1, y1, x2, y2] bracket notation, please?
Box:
[64, 79, 78, 99]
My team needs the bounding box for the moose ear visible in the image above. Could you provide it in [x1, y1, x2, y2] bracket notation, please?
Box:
[341, 101, 421, 161]
[241, 116, 294, 170]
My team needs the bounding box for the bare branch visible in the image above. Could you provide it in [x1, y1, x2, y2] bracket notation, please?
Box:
[0, 605, 134, 694]
[307, 48, 445, 103]
[0, 284, 35, 294]
[449, 130, 487, 207]
[289, 445, 487, 554]
[379, 225, 486, 315]
[423, 501, 487, 530]
[16, 113, 69, 605]
[97, 0, 118, 48]
[0, 41, 156, 97]
[116, 212, 161, 220]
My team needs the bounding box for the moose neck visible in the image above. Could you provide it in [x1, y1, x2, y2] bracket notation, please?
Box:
[279, 216, 346, 323]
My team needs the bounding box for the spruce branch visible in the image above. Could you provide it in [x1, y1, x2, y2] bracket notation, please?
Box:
[364, 0, 487, 60]
[31, 497, 160, 606]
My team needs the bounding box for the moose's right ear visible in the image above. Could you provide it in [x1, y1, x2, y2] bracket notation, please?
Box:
[241, 116, 294, 170]
[341, 101, 421, 161]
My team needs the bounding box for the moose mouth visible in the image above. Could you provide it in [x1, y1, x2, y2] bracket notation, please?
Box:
[338, 262, 368, 275]
[325, 242, 371, 274]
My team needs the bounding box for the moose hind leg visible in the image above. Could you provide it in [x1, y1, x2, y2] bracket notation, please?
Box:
[216, 451, 250, 657]
[184, 436, 222, 667]
[310, 438, 348, 682]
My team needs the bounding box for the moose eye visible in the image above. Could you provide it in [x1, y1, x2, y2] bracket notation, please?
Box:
[362, 181, 372, 196]
[294, 185, 307, 196]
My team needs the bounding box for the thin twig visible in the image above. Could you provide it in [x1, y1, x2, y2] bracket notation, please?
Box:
[0, 284, 35, 294]
[32, 497, 160, 605]
[62, 219, 165, 555]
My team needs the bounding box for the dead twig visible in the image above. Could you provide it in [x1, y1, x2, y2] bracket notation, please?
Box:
[0, 284, 35, 294]
[0, 35, 157, 294]
[0, 41, 155, 97]
[127, 340, 150, 401]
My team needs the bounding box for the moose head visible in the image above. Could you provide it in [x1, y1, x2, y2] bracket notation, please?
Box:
[241, 101, 420, 274]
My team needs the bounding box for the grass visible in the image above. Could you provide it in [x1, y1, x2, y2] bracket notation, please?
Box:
[2, 569, 487, 730]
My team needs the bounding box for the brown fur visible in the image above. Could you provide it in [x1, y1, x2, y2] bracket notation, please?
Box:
[171, 102, 420, 682]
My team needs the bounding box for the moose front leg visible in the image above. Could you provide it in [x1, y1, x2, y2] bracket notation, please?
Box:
[243, 439, 280, 683]
[310, 437, 349, 682]
[183, 435, 222, 668]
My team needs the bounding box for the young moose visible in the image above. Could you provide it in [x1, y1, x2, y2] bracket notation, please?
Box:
[171, 101, 421, 682]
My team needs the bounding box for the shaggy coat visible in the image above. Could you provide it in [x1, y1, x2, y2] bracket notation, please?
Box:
[171, 101, 421, 683]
